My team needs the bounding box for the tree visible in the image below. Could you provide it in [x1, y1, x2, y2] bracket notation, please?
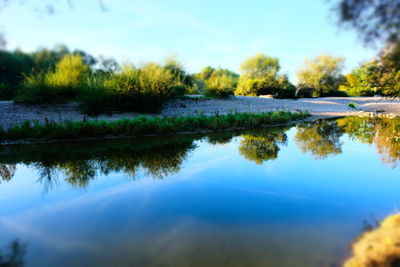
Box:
[197, 66, 216, 81]
[297, 54, 345, 97]
[339, 61, 381, 96]
[333, 0, 400, 46]
[239, 53, 280, 80]
[164, 56, 193, 87]
[50, 54, 90, 90]
[332, 0, 400, 96]
[195, 66, 239, 96]
[30, 45, 70, 72]
[235, 53, 294, 97]
[376, 42, 400, 96]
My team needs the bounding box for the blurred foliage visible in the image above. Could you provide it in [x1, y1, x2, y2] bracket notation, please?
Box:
[344, 212, 400, 267]
[333, 0, 400, 46]
[0, 239, 26, 267]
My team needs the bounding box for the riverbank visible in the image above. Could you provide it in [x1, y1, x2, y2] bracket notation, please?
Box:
[0, 111, 309, 144]
[1, 96, 400, 129]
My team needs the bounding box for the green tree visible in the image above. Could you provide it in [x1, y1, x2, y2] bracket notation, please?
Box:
[297, 54, 345, 97]
[235, 53, 294, 98]
[239, 53, 280, 80]
[48, 54, 90, 93]
[164, 56, 193, 90]
[204, 74, 235, 98]
[30, 45, 70, 72]
[339, 61, 381, 96]
[196, 66, 239, 97]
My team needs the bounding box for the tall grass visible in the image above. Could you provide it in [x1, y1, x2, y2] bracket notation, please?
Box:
[0, 111, 309, 142]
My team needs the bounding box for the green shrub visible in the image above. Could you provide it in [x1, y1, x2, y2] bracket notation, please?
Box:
[204, 74, 235, 98]
[80, 63, 184, 114]
[0, 50, 34, 99]
[15, 54, 90, 103]
[295, 86, 313, 98]
[15, 72, 63, 103]
[347, 102, 357, 109]
[79, 75, 112, 115]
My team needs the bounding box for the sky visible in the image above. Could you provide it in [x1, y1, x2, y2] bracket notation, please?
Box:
[1, 0, 379, 83]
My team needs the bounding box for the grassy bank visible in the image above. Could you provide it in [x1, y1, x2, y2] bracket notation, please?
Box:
[0, 111, 309, 143]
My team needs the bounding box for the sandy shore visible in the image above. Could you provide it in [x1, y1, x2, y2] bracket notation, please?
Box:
[1, 96, 400, 129]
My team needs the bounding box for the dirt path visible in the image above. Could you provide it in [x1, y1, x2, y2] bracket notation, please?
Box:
[1, 96, 399, 129]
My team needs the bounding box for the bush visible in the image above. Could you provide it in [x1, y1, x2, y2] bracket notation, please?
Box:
[204, 74, 235, 98]
[79, 75, 112, 115]
[15, 72, 63, 103]
[347, 102, 357, 109]
[235, 76, 296, 99]
[15, 54, 90, 103]
[0, 50, 34, 99]
[295, 86, 313, 98]
[80, 63, 184, 114]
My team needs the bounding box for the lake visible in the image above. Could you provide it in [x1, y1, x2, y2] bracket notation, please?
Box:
[0, 117, 400, 267]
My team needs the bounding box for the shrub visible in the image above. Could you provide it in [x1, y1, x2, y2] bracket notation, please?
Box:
[236, 76, 295, 98]
[0, 50, 34, 99]
[15, 54, 90, 103]
[15, 72, 62, 103]
[204, 74, 235, 98]
[347, 102, 357, 109]
[80, 63, 183, 114]
[79, 75, 112, 115]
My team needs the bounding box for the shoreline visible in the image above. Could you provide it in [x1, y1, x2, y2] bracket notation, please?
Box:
[1, 96, 400, 130]
[0, 111, 309, 145]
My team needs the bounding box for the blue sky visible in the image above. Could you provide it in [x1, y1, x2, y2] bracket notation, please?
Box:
[1, 0, 378, 82]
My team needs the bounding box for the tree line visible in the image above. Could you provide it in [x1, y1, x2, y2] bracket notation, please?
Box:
[0, 43, 399, 114]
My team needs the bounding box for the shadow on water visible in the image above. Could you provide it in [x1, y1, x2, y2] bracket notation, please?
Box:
[0, 126, 291, 191]
[0, 240, 26, 267]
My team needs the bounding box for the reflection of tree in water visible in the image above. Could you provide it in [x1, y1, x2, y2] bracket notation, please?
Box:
[0, 137, 197, 189]
[295, 120, 343, 159]
[0, 164, 16, 182]
[338, 117, 400, 168]
[239, 129, 288, 164]
[344, 213, 400, 267]
[0, 239, 26, 267]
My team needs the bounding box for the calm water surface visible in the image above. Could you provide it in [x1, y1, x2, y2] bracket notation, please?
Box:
[1, 117, 400, 267]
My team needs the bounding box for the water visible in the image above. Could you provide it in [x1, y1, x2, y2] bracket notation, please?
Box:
[1, 117, 400, 267]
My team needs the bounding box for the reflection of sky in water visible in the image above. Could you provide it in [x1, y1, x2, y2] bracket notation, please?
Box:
[1, 122, 400, 266]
